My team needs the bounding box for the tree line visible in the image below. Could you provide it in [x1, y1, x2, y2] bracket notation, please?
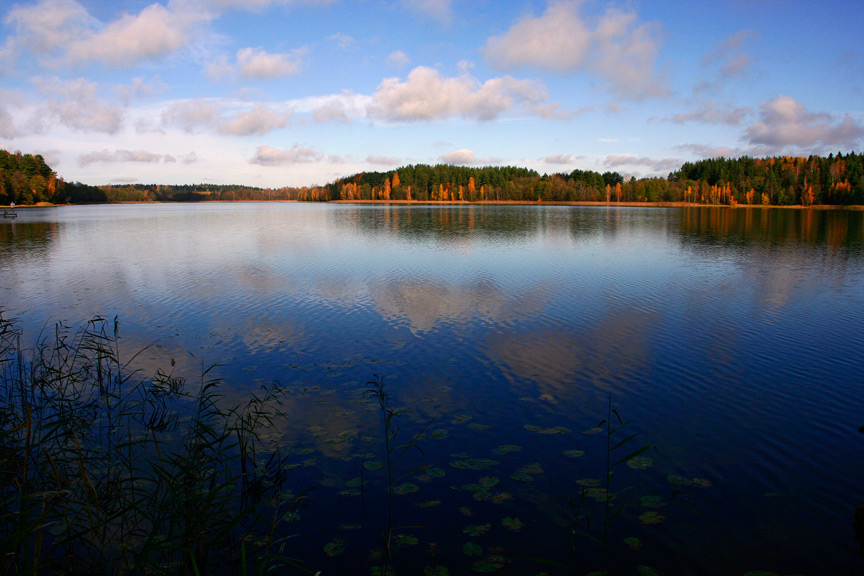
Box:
[2, 148, 862, 206]
[325, 153, 864, 206]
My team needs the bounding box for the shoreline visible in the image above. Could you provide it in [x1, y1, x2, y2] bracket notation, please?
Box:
[5, 200, 864, 210]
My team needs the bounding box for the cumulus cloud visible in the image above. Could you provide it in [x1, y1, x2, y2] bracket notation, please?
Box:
[366, 155, 401, 165]
[603, 154, 682, 173]
[3, 0, 94, 56]
[65, 3, 202, 67]
[312, 100, 351, 123]
[674, 143, 740, 159]
[209, 0, 338, 10]
[218, 106, 289, 135]
[368, 66, 553, 122]
[387, 50, 410, 69]
[668, 102, 752, 126]
[0, 105, 17, 138]
[437, 149, 498, 166]
[328, 33, 354, 49]
[249, 144, 326, 166]
[543, 154, 584, 165]
[745, 96, 864, 151]
[236, 47, 307, 78]
[404, 0, 452, 22]
[31, 77, 125, 134]
[78, 149, 176, 166]
[483, 1, 666, 99]
[161, 100, 223, 132]
[701, 30, 757, 79]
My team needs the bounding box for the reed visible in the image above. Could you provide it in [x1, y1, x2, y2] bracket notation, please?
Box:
[568, 398, 657, 576]
[0, 312, 310, 576]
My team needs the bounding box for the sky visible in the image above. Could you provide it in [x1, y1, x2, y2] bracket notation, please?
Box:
[0, 0, 863, 188]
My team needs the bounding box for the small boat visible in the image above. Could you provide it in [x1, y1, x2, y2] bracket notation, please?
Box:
[2, 207, 17, 218]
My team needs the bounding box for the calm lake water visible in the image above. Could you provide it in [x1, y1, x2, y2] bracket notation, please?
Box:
[2, 203, 864, 575]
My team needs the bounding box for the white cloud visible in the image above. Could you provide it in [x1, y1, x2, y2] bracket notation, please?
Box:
[161, 100, 223, 133]
[405, 0, 452, 22]
[209, 0, 338, 10]
[249, 144, 323, 165]
[366, 155, 401, 165]
[3, 0, 94, 56]
[745, 96, 864, 151]
[368, 66, 553, 122]
[218, 106, 289, 135]
[65, 3, 203, 67]
[312, 100, 351, 123]
[603, 155, 682, 173]
[0, 105, 17, 138]
[2, 0, 211, 69]
[78, 149, 175, 166]
[236, 47, 307, 79]
[543, 154, 583, 165]
[701, 30, 757, 79]
[30, 77, 125, 134]
[328, 33, 354, 49]
[387, 50, 410, 69]
[674, 144, 740, 159]
[439, 149, 483, 165]
[669, 102, 752, 126]
[483, 1, 666, 99]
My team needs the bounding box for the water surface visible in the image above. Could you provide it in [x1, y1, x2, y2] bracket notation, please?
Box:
[2, 203, 863, 575]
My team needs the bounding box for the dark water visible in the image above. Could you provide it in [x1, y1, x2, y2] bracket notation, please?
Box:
[2, 203, 864, 575]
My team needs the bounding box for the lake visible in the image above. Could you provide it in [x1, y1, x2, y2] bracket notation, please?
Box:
[2, 202, 864, 575]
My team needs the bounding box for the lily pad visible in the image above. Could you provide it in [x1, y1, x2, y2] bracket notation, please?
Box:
[638, 511, 665, 525]
[463, 524, 491, 537]
[510, 471, 534, 483]
[395, 534, 419, 546]
[523, 424, 541, 432]
[424, 567, 450, 576]
[426, 467, 446, 478]
[582, 427, 604, 435]
[520, 462, 544, 475]
[452, 414, 473, 424]
[562, 449, 586, 458]
[538, 426, 571, 435]
[428, 429, 449, 440]
[478, 476, 499, 489]
[623, 536, 643, 551]
[636, 567, 661, 576]
[450, 458, 499, 471]
[627, 456, 654, 470]
[692, 477, 712, 488]
[501, 517, 524, 532]
[468, 423, 490, 431]
[416, 500, 442, 508]
[462, 542, 483, 557]
[640, 495, 666, 509]
[576, 478, 601, 487]
[394, 482, 419, 495]
[364, 460, 383, 471]
[471, 560, 504, 573]
[493, 444, 523, 455]
[323, 540, 345, 557]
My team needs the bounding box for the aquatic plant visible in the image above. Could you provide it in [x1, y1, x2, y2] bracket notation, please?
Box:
[0, 312, 310, 575]
[363, 374, 431, 576]
[568, 398, 657, 576]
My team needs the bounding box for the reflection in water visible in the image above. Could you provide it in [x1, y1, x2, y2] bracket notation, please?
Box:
[2, 203, 864, 575]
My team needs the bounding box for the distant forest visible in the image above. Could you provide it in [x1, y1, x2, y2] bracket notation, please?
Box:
[2, 148, 863, 206]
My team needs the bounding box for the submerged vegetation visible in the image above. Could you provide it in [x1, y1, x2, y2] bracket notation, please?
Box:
[0, 313, 307, 575]
[2, 148, 863, 207]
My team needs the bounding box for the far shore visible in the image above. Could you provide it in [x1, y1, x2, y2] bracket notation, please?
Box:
[5, 200, 864, 210]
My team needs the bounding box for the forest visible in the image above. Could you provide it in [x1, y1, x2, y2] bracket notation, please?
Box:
[2, 148, 863, 206]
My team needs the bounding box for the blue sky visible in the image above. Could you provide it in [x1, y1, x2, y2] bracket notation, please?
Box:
[1, 0, 862, 188]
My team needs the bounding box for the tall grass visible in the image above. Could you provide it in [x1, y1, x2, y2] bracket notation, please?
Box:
[0, 312, 309, 576]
